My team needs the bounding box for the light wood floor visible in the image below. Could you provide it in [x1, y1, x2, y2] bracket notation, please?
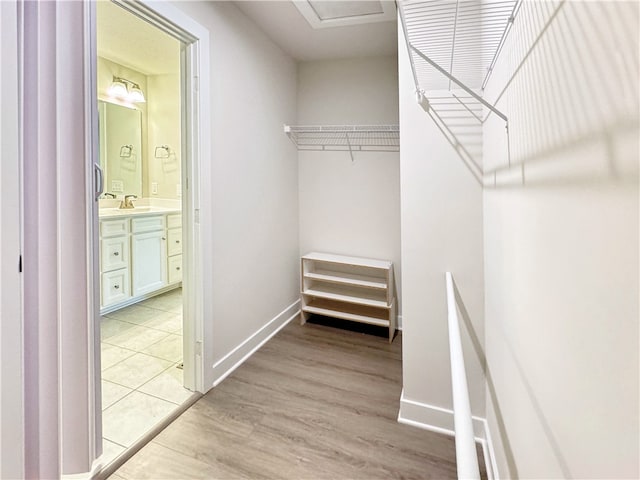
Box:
[112, 316, 485, 479]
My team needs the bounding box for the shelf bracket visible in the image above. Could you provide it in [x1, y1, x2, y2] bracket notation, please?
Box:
[345, 132, 354, 162]
[409, 45, 508, 123]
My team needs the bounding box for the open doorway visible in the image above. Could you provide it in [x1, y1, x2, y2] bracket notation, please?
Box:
[94, 1, 197, 468]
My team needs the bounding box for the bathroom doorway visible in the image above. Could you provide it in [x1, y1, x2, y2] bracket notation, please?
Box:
[93, 1, 204, 469]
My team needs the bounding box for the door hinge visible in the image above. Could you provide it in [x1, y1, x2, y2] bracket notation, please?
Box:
[195, 340, 203, 356]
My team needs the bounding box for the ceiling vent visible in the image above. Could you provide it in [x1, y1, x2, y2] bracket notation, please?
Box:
[293, 0, 396, 28]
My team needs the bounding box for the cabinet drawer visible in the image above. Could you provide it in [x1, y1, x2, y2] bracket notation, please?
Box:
[167, 228, 182, 256]
[100, 219, 129, 238]
[168, 254, 182, 284]
[167, 213, 182, 229]
[102, 269, 130, 307]
[101, 236, 129, 272]
[132, 215, 165, 233]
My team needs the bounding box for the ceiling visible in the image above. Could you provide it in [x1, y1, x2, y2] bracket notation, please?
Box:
[97, 1, 397, 69]
[233, 1, 398, 61]
[97, 1, 180, 76]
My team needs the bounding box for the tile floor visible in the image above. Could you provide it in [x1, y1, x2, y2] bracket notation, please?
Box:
[100, 288, 191, 466]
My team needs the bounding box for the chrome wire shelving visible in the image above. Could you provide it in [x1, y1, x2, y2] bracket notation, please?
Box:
[399, 0, 522, 176]
[284, 125, 399, 161]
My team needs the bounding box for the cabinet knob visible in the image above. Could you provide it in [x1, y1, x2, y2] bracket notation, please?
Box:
[176, 266, 181, 270]
[114, 285, 120, 290]
[162, 237, 166, 240]
[176, 240, 180, 244]
[114, 252, 119, 256]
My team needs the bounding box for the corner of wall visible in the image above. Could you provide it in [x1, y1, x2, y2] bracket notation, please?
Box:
[211, 301, 300, 388]
[397, 390, 498, 479]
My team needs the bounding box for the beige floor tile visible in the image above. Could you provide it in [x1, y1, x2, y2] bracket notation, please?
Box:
[102, 380, 133, 410]
[139, 290, 182, 312]
[101, 318, 137, 340]
[102, 325, 170, 351]
[138, 364, 192, 405]
[102, 391, 178, 447]
[101, 439, 127, 469]
[101, 291, 186, 468]
[102, 353, 172, 389]
[145, 312, 183, 333]
[141, 334, 182, 363]
[101, 344, 136, 370]
[106, 304, 164, 325]
[154, 312, 183, 335]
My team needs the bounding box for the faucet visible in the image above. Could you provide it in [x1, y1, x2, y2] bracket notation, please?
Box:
[119, 194, 137, 209]
[102, 192, 116, 199]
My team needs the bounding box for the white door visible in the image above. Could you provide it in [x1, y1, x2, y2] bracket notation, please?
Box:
[132, 230, 167, 296]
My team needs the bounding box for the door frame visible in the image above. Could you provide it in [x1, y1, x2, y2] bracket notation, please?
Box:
[86, 0, 212, 473]
[1, 1, 25, 478]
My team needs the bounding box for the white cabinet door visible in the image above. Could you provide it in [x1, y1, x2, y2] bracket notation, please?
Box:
[131, 230, 167, 296]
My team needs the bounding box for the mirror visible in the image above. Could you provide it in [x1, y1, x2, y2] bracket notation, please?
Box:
[98, 100, 143, 197]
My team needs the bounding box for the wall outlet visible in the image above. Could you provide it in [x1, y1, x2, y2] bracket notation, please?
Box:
[111, 180, 124, 193]
[176, 183, 182, 197]
[151, 182, 158, 195]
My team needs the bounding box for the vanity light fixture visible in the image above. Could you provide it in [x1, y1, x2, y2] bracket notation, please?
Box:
[107, 76, 146, 103]
[107, 77, 128, 98]
[128, 84, 146, 103]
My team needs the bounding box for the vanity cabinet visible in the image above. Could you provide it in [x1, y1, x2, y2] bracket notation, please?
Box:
[99, 211, 181, 312]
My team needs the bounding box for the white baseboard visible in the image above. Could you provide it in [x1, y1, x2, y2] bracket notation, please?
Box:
[397, 390, 498, 479]
[211, 300, 300, 387]
[481, 415, 500, 480]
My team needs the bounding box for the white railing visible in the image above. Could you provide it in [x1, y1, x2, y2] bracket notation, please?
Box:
[445, 272, 481, 480]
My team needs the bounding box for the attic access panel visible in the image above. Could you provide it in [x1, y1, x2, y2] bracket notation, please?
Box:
[294, 0, 396, 28]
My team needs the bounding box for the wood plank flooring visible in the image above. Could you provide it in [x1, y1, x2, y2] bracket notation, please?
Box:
[113, 316, 485, 479]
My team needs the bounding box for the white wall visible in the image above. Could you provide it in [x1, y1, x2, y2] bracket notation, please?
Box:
[171, 2, 299, 382]
[147, 73, 181, 200]
[397, 23, 486, 426]
[482, 1, 639, 478]
[297, 57, 402, 314]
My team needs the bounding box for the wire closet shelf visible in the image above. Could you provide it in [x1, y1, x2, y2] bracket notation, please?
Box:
[284, 125, 400, 161]
[399, 0, 522, 170]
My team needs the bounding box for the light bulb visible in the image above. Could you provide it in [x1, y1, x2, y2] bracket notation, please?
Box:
[128, 84, 146, 103]
[107, 78, 128, 99]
